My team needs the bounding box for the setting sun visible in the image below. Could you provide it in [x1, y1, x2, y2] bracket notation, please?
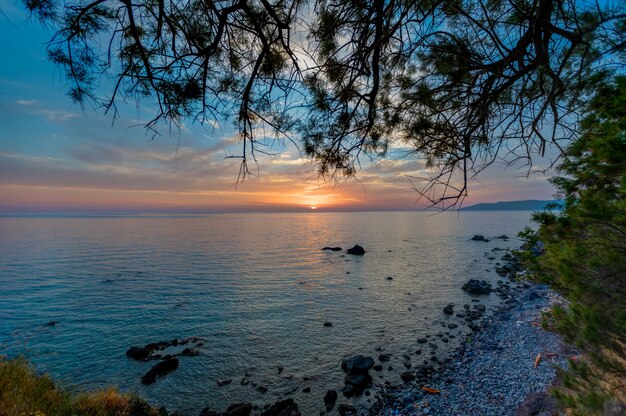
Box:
[310, 206, 317, 210]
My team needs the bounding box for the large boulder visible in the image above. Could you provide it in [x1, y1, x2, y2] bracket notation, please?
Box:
[443, 304, 454, 315]
[346, 245, 366, 255]
[462, 279, 493, 294]
[341, 355, 374, 373]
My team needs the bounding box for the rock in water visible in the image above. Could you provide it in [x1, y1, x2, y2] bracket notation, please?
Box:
[321, 246, 342, 251]
[217, 378, 232, 386]
[224, 403, 252, 416]
[341, 355, 374, 373]
[471, 235, 489, 242]
[401, 371, 416, 383]
[199, 409, 221, 416]
[344, 372, 370, 388]
[443, 304, 454, 315]
[323, 321, 333, 327]
[462, 279, 493, 294]
[260, 399, 301, 416]
[141, 358, 179, 385]
[338, 404, 357, 416]
[126, 346, 151, 361]
[324, 389, 338, 410]
[346, 245, 365, 255]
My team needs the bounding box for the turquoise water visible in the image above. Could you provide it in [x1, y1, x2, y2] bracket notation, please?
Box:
[0, 211, 532, 414]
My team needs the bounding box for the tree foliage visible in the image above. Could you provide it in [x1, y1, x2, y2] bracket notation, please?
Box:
[520, 76, 626, 413]
[23, 0, 626, 206]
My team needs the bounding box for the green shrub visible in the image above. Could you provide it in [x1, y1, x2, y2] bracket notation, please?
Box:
[0, 357, 162, 416]
[520, 77, 626, 414]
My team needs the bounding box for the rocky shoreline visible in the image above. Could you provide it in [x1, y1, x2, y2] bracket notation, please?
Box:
[366, 281, 573, 416]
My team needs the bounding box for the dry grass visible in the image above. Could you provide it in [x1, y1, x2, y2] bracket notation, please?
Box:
[0, 357, 161, 416]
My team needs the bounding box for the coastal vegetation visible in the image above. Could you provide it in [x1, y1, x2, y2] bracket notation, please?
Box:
[520, 76, 626, 414]
[0, 357, 162, 416]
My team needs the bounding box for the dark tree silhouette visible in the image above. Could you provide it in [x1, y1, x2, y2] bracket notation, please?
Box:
[24, 0, 626, 207]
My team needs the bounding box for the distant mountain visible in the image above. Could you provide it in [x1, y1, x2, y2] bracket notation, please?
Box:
[462, 200, 561, 211]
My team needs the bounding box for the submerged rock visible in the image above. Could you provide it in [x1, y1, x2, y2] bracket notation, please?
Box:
[471, 235, 489, 242]
[443, 305, 454, 315]
[346, 245, 366, 255]
[181, 347, 200, 356]
[217, 378, 232, 386]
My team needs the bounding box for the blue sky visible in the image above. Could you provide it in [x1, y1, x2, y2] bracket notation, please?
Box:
[0, 1, 558, 213]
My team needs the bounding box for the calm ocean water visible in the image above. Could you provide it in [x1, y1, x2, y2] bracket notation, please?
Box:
[0, 211, 533, 414]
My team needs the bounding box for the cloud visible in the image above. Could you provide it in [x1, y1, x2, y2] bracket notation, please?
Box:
[16, 99, 38, 105]
[39, 109, 81, 122]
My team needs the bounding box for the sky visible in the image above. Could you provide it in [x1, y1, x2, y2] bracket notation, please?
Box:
[0, 2, 558, 213]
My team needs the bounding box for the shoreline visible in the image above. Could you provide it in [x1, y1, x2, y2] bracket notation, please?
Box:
[365, 280, 573, 416]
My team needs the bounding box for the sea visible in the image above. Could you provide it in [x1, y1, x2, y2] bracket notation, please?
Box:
[0, 211, 534, 415]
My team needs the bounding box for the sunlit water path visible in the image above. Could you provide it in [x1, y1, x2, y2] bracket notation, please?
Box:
[0, 211, 532, 414]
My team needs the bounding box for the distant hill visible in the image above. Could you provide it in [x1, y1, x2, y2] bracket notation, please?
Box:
[462, 200, 561, 211]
